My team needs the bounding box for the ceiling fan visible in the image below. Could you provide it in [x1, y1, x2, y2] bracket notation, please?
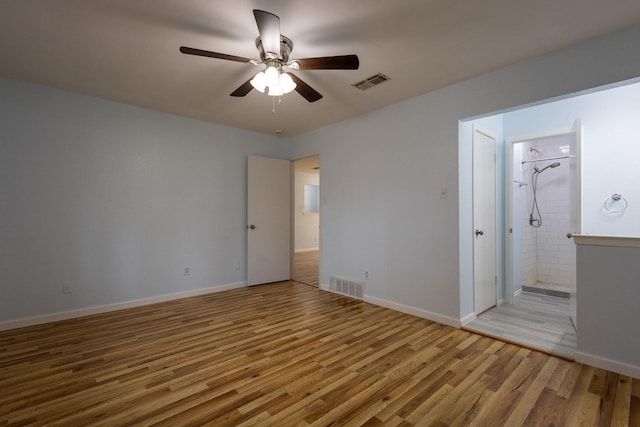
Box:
[179, 9, 359, 102]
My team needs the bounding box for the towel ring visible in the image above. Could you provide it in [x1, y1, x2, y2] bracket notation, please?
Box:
[603, 193, 628, 214]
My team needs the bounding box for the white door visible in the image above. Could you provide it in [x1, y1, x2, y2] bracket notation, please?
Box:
[247, 155, 291, 286]
[569, 120, 582, 328]
[473, 129, 497, 314]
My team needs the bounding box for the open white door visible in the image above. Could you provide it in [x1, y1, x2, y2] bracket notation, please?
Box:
[247, 155, 291, 286]
[569, 120, 582, 328]
[473, 128, 497, 314]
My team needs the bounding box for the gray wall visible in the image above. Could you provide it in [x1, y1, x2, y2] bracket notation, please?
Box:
[576, 243, 640, 376]
[0, 78, 286, 322]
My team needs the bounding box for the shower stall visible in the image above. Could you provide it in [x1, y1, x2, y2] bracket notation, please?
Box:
[510, 133, 578, 301]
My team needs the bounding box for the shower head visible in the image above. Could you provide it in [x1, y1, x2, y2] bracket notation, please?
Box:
[529, 147, 542, 155]
[533, 162, 561, 174]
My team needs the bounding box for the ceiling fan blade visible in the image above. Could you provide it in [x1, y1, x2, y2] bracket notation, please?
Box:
[253, 10, 280, 58]
[289, 74, 322, 103]
[230, 78, 254, 97]
[180, 46, 253, 64]
[293, 55, 359, 70]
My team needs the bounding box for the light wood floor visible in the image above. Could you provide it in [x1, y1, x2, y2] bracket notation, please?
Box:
[293, 250, 319, 287]
[1, 282, 638, 426]
[465, 292, 577, 359]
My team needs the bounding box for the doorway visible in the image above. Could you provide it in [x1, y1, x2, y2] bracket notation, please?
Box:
[292, 156, 320, 287]
[466, 124, 580, 359]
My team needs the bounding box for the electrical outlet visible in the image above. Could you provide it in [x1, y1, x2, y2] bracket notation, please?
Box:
[183, 266, 191, 276]
[62, 282, 73, 294]
[364, 271, 369, 280]
[440, 187, 448, 199]
[233, 260, 240, 270]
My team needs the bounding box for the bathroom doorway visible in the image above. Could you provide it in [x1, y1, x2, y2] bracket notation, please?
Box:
[292, 156, 320, 287]
[462, 80, 640, 359]
[466, 124, 581, 359]
[468, 127, 580, 358]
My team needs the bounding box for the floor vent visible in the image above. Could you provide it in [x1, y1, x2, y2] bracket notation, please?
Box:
[330, 276, 364, 299]
[352, 73, 390, 91]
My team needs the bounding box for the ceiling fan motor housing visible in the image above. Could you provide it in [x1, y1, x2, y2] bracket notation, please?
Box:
[256, 35, 293, 64]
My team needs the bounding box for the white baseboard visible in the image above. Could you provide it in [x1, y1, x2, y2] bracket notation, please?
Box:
[460, 312, 477, 326]
[0, 282, 247, 331]
[364, 295, 461, 328]
[318, 284, 461, 328]
[574, 351, 640, 378]
[294, 247, 319, 253]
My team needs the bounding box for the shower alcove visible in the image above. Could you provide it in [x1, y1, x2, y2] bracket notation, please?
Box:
[508, 131, 578, 306]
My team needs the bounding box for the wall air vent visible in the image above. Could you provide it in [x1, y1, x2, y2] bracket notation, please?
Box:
[330, 275, 364, 299]
[352, 73, 390, 91]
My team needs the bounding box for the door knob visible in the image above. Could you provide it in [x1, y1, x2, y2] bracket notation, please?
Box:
[475, 229, 484, 236]
[248, 224, 256, 230]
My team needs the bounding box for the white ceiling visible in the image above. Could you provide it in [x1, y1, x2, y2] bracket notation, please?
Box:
[2, 1, 640, 136]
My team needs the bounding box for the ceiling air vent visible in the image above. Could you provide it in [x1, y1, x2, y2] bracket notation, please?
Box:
[352, 73, 390, 91]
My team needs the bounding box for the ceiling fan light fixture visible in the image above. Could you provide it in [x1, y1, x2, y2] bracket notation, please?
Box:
[250, 71, 267, 93]
[279, 72, 296, 94]
[180, 9, 359, 103]
[251, 67, 296, 97]
[264, 66, 280, 87]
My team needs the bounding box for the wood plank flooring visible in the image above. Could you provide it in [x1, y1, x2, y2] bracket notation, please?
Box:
[465, 292, 577, 359]
[293, 250, 319, 287]
[1, 281, 638, 426]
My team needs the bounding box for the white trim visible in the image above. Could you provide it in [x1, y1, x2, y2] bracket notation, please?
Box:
[0, 282, 247, 331]
[572, 234, 640, 248]
[364, 295, 461, 328]
[460, 312, 477, 326]
[294, 247, 319, 253]
[574, 351, 640, 378]
[319, 285, 462, 328]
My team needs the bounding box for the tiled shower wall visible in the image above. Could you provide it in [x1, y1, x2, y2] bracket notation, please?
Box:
[521, 191, 537, 285]
[520, 136, 576, 288]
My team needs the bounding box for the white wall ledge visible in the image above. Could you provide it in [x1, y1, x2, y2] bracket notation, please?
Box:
[573, 234, 640, 248]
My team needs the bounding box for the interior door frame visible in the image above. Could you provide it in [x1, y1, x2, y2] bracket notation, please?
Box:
[505, 123, 581, 303]
[290, 154, 321, 284]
